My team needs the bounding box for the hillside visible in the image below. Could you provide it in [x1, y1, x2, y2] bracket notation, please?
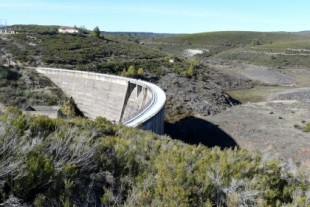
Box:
[145, 31, 310, 167]
[0, 65, 64, 107]
[1, 33, 162, 74]
[151, 31, 310, 46]
[0, 26, 310, 206]
[0, 25, 241, 121]
[0, 108, 309, 206]
[1, 27, 309, 127]
[147, 31, 310, 68]
[1, 25, 185, 77]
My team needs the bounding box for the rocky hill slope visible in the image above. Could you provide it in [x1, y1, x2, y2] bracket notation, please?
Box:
[0, 25, 240, 121]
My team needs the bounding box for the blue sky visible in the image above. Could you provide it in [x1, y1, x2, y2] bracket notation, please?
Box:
[1, 0, 310, 33]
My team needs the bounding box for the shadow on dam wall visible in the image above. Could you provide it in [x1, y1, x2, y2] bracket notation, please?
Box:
[165, 116, 238, 148]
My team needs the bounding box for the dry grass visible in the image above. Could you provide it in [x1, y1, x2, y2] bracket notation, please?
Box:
[226, 86, 288, 103]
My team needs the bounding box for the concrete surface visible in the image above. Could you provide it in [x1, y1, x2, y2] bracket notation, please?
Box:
[35, 67, 166, 134]
[27, 105, 60, 118]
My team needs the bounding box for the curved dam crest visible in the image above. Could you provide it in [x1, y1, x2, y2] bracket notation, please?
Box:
[35, 67, 166, 134]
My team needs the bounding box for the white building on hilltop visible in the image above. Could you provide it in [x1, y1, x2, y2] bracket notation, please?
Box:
[0, 26, 15, 34]
[0, 19, 15, 34]
[58, 27, 80, 34]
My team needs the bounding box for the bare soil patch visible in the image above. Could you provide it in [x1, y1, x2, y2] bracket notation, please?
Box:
[204, 101, 310, 165]
[269, 87, 310, 102]
[194, 62, 310, 167]
[241, 66, 295, 85]
[209, 62, 296, 86]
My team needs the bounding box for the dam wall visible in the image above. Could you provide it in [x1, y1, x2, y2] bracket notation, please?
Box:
[35, 67, 166, 134]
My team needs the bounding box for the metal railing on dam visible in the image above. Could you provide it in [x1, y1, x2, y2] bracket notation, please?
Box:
[35, 67, 166, 134]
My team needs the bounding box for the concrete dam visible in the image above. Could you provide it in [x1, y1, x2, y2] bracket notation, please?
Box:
[35, 68, 166, 134]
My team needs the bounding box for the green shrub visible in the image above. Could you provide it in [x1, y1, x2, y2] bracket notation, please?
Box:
[137, 67, 145, 77]
[120, 68, 127, 77]
[33, 194, 47, 207]
[127, 65, 136, 77]
[252, 39, 261, 46]
[186, 64, 196, 77]
[0, 66, 20, 80]
[12, 114, 27, 132]
[303, 122, 310, 132]
[0, 110, 308, 206]
[12, 150, 55, 201]
[59, 97, 84, 118]
[29, 115, 57, 136]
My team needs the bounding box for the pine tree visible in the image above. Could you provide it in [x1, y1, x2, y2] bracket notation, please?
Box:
[92, 26, 101, 38]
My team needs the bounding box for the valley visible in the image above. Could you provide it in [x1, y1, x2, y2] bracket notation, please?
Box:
[145, 31, 310, 164]
[0, 25, 309, 206]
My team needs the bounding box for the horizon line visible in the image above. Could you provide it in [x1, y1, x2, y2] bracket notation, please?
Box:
[3, 24, 310, 34]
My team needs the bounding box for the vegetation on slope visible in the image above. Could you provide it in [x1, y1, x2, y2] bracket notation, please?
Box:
[212, 45, 310, 68]
[0, 108, 309, 206]
[149, 31, 310, 68]
[11, 25, 61, 34]
[0, 65, 64, 107]
[58, 97, 84, 119]
[302, 122, 310, 132]
[1, 25, 188, 78]
[1, 25, 239, 121]
[153, 31, 310, 47]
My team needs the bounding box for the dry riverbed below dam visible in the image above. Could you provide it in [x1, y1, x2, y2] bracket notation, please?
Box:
[199, 63, 310, 167]
[164, 59, 309, 171]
